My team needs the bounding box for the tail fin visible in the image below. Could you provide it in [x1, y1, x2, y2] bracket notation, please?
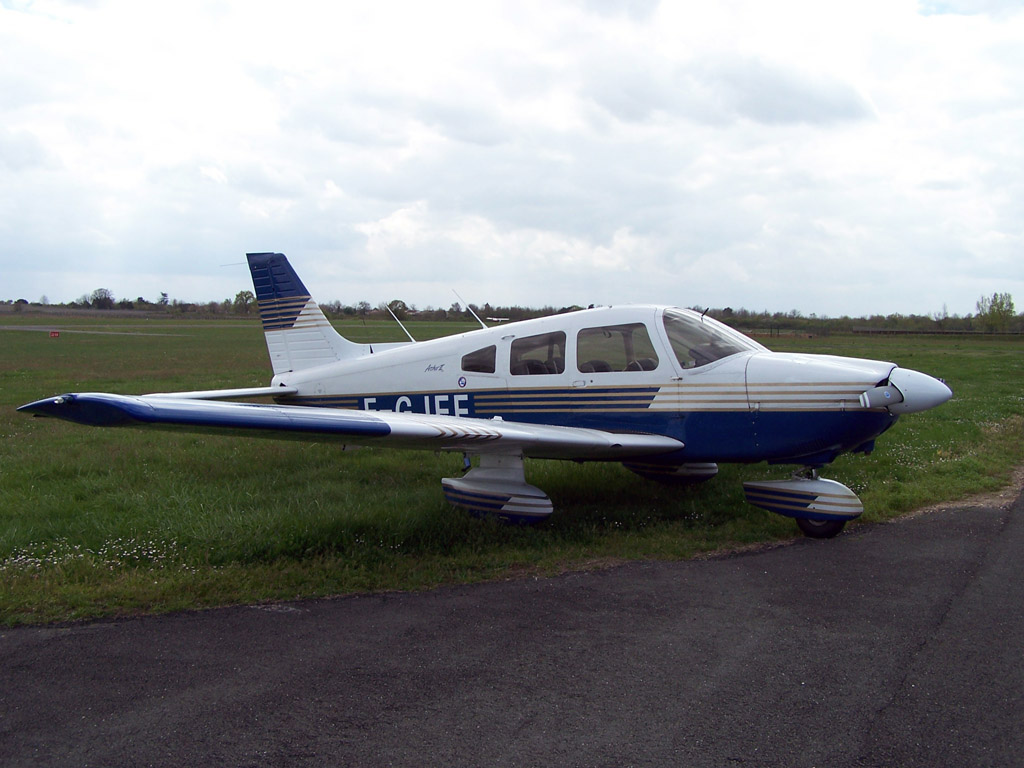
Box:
[246, 252, 367, 375]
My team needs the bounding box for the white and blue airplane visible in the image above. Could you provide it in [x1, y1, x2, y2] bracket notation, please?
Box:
[20, 253, 953, 538]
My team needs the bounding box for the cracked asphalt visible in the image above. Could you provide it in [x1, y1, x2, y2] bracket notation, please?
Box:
[2, 484, 1022, 768]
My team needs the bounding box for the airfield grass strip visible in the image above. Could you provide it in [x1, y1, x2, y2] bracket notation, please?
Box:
[2, 321, 1022, 626]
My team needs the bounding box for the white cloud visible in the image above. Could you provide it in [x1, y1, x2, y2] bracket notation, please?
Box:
[1, 0, 1022, 317]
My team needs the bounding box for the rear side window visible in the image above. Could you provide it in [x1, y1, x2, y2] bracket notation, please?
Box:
[577, 323, 659, 373]
[510, 332, 566, 375]
[462, 346, 496, 374]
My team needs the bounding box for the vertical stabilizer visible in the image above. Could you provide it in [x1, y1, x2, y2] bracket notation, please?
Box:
[246, 252, 365, 374]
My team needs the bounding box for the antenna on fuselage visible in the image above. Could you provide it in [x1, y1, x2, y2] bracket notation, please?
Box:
[452, 289, 487, 330]
[382, 302, 416, 342]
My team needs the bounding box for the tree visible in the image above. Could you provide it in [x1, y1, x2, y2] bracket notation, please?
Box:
[976, 292, 1015, 332]
[233, 290, 255, 314]
[383, 299, 409, 320]
[90, 288, 115, 310]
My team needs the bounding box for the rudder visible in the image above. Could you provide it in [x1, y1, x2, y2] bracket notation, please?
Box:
[246, 252, 365, 374]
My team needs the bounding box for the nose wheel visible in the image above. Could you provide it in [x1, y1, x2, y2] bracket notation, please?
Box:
[795, 517, 847, 539]
[743, 469, 862, 539]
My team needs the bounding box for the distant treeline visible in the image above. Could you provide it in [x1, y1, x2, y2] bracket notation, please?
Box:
[3, 290, 1020, 334]
[700, 293, 1020, 334]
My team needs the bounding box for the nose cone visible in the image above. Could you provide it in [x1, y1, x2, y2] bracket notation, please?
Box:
[886, 368, 953, 414]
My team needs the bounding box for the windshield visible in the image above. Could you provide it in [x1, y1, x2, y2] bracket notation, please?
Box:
[662, 309, 764, 369]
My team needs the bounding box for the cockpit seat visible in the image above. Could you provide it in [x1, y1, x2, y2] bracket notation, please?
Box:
[626, 358, 658, 372]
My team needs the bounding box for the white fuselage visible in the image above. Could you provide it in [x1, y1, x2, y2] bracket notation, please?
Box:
[267, 305, 923, 467]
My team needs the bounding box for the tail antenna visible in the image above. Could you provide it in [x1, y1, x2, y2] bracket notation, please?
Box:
[453, 289, 487, 330]
[381, 302, 416, 342]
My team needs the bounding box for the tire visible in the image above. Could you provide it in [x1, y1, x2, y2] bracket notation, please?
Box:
[796, 517, 847, 539]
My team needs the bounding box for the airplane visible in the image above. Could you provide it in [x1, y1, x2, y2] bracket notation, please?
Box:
[19, 252, 953, 538]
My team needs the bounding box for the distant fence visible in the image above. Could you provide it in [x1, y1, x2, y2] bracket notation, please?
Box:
[740, 326, 1022, 338]
[850, 328, 1022, 336]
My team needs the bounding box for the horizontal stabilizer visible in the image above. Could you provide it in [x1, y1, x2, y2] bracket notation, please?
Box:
[144, 386, 298, 400]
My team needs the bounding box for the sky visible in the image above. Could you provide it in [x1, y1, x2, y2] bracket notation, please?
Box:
[2, 0, 1023, 318]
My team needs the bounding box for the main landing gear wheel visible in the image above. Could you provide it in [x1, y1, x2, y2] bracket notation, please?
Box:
[795, 517, 847, 539]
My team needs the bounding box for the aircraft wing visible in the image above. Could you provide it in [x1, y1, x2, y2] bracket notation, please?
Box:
[18, 393, 684, 461]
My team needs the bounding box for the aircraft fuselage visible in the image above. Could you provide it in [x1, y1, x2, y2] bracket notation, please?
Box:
[268, 305, 907, 468]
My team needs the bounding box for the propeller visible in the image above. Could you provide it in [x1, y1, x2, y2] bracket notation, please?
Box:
[860, 368, 953, 413]
[859, 383, 904, 410]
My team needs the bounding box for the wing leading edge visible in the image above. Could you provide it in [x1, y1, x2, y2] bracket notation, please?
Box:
[18, 393, 684, 461]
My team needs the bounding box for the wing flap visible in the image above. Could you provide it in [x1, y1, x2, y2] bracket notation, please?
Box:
[19, 393, 683, 460]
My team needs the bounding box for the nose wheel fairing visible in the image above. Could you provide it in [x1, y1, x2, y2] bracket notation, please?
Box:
[743, 473, 863, 528]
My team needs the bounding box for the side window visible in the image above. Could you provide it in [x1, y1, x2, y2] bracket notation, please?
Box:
[577, 323, 659, 373]
[510, 332, 566, 375]
[462, 345, 496, 374]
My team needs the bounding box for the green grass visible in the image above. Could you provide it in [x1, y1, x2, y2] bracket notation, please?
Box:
[1, 318, 1021, 625]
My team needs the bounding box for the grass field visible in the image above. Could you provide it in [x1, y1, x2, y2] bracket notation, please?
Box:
[2, 315, 1022, 625]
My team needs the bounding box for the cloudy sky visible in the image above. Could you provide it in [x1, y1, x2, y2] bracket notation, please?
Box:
[2, 0, 1023, 317]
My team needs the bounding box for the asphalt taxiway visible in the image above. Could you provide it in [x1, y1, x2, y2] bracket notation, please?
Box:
[2, 482, 1022, 768]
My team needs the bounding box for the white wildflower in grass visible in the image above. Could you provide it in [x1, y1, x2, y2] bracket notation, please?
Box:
[0, 537, 183, 576]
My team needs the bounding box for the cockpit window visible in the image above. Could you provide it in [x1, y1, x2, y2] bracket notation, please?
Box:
[510, 332, 566, 375]
[662, 309, 763, 369]
[577, 323, 659, 373]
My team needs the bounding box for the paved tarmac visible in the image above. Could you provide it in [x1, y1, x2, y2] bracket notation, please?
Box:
[2, 484, 1022, 768]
